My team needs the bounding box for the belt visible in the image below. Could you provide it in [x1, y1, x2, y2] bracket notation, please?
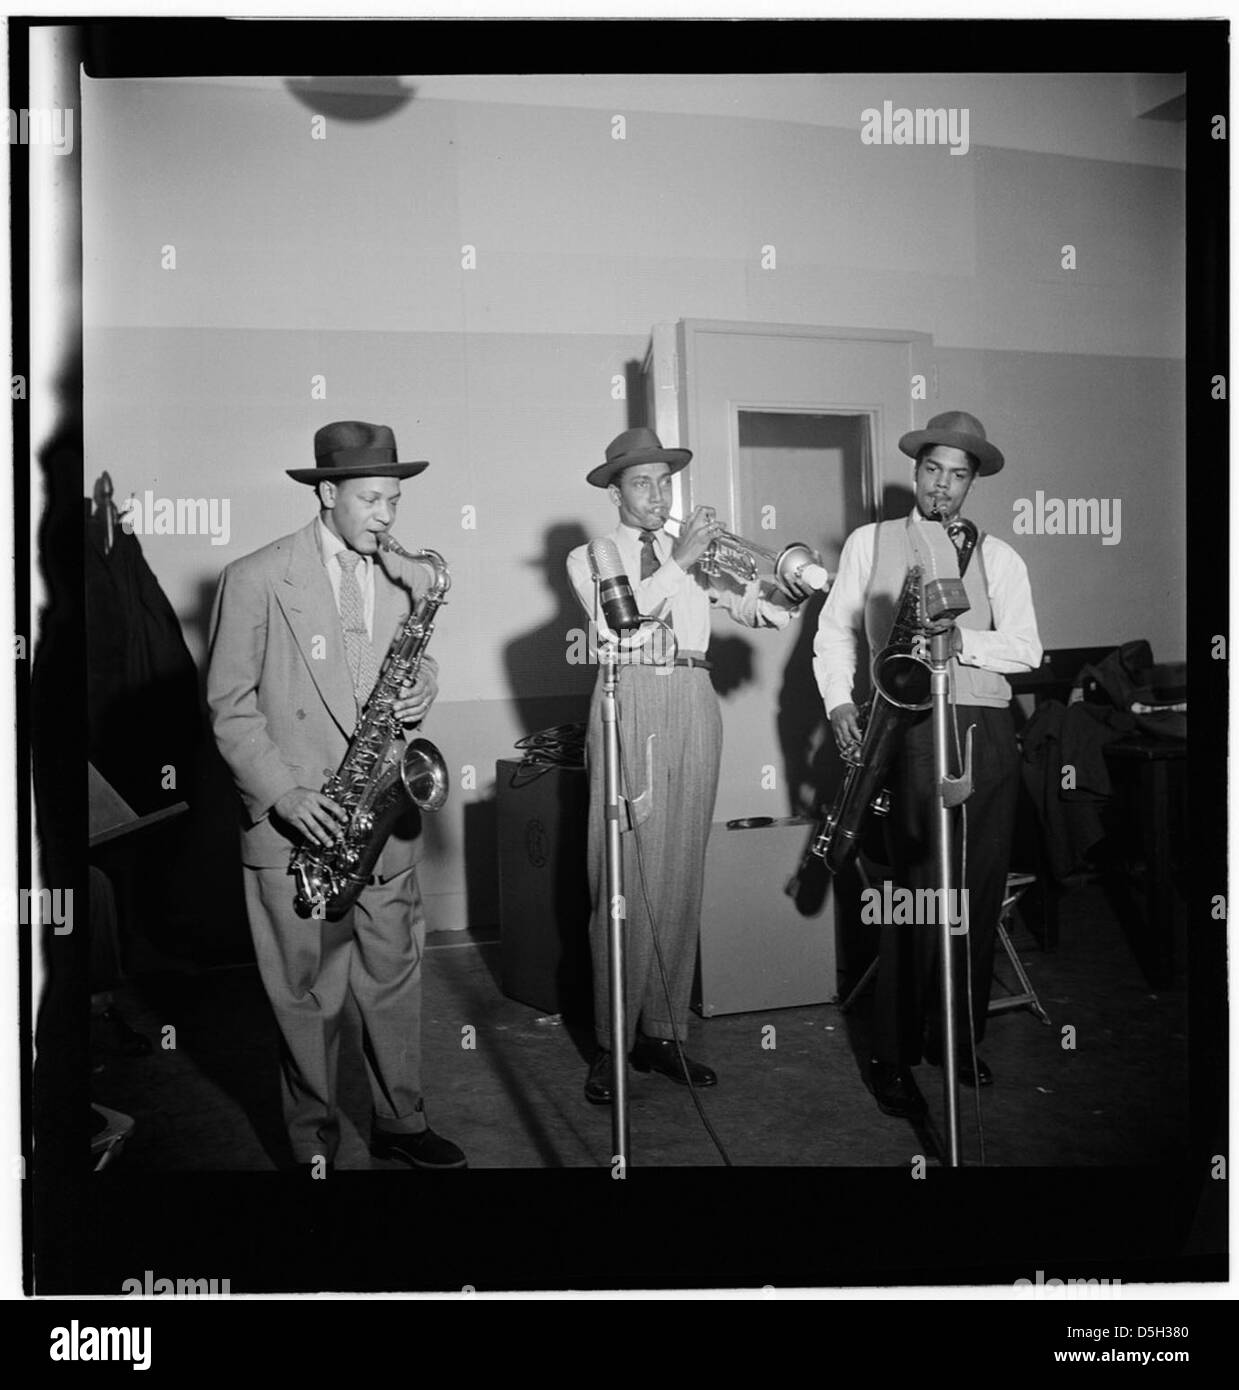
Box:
[617, 653, 712, 671]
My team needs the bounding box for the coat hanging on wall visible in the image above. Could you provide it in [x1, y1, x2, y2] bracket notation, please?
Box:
[85, 474, 201, 817]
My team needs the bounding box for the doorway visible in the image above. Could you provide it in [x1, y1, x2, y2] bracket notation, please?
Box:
[644, 318, 929, 823]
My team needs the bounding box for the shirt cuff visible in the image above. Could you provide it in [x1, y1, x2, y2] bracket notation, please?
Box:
[822, 679, 855, 715]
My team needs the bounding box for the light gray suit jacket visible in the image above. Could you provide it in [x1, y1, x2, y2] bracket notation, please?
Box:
[207, 517, 436, 872]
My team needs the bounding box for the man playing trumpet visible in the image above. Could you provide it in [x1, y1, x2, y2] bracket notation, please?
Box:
[813, 411, 1041, 1120]
[566, 426, 813, 1106]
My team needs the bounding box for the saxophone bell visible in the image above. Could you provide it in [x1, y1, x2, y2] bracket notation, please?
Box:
[401, 736, 449, 812]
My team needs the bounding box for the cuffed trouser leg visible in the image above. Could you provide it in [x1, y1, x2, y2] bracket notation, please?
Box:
[586, 665, 722, 1051]
[873, 705, 1019, 1066]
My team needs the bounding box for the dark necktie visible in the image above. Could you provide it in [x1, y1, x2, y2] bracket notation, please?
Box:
[639, 530, 660, 580]
[337, 551, 379, 704]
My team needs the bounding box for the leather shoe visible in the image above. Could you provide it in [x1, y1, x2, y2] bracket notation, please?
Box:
[958, 1055, 993, 1087]
[924, 1044, 993, 1087]
[870, 1060, 928, 1119]
[630, 1033, 717, 1088]
[585, 1050, 615, 1105]
[95, 1006, 152, 1057]
[370, 1127, 467, 1169]
[291, 1159, 334, 1177]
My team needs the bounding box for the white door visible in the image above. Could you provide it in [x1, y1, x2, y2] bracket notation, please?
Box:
[647, 319, 932, 825]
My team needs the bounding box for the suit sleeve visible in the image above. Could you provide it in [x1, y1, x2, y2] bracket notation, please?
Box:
[206, 563, 301, 824]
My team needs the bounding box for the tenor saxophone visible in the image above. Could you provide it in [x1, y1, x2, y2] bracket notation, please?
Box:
[289, 535, 450, 916]
[805, 513, 978, 877]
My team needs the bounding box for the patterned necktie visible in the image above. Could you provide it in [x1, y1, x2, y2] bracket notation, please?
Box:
[640, 530, 660, 580]
[337, 551, 379, 704]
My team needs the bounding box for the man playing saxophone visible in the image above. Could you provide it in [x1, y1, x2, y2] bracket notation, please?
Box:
[813, 411, 1041, 1120]
[207, 420, 466, 1171]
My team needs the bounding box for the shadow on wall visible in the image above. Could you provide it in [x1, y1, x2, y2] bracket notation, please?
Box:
[709, 632, 754, 698]
[502, 521, 596, 738]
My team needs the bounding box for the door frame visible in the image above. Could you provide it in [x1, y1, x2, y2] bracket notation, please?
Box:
[644, 317, 935, 526]
[727, 401, 881, 529]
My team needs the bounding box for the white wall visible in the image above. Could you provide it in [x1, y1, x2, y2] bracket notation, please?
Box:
[82, 72, 1185, 932]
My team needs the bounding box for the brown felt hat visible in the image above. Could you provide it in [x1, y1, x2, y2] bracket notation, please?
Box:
[898, 410, 1004, 477]
[286, 421, 429, 484]
[587, 426, 692, 489]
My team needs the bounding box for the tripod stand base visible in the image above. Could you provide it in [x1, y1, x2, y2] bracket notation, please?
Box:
[988, 873, 1052, 1025]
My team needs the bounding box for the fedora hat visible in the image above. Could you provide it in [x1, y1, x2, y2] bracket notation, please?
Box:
[898, 410, 1004, 477]
[587, 426, 692, 489]
[286, 420, 429, 484]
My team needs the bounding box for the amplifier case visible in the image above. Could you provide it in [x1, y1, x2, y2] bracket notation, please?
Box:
[694, 820, 838, 1017]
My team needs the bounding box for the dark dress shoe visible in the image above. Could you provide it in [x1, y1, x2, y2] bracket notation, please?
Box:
[958, 1056, 993, 1087]
[585, 1050, 615, 1105]
[95, 1007, 152, 1057]
[924, 1044, 993, 1087]
[630, 1034, 717, 1088]
[870, 1060, 928, 1119]
[290, 1159, 334, 1177]
[370, 1127, 467, 1169]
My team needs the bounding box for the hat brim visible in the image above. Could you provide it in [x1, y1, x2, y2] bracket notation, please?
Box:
[898, 429, 1004, 477]
[587, 448, 692, 489]
[287, 461, 429, 484]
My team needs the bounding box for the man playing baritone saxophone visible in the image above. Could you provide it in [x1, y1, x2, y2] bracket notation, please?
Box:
[813, 412, 1042, 1120]
[566, 427, 808, 1106]
[207, 421, 466, 1172]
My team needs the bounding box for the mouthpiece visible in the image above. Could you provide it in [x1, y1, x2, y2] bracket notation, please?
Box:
[377, 532, 415, 560]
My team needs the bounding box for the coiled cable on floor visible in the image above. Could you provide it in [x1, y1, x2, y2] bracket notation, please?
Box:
[508, 723, 586, 787]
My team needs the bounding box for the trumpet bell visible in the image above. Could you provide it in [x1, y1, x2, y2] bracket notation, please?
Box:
[401, 737, 450, 811]
[773, 542, 830, 597]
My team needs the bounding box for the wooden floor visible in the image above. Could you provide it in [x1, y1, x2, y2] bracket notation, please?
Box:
[91, 881, 1189, 1172]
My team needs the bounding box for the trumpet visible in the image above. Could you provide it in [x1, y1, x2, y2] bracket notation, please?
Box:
[665, 509, 829, 598]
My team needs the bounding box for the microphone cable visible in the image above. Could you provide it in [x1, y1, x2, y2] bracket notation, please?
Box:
[616, 698, 734, 1167]
[951, 697, 986, 1167]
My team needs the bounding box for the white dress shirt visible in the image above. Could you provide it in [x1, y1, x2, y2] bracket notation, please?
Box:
[813, 514, 1042, 715]
[317, 517, 375, 640]
[567, 521, 793, 651]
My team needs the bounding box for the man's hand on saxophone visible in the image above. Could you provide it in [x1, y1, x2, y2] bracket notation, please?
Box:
[391, 664, 438, 726]
[830, 701, 863, 761]
[273, 787, 348, 848]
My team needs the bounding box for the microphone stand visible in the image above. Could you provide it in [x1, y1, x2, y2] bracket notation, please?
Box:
[589, 562, 677, 1171]
[927, 616, 974, 1168]
[594, 580, 630, 1169]
[928, 624, 962, 1166]
[923, 504, 977, 1167]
